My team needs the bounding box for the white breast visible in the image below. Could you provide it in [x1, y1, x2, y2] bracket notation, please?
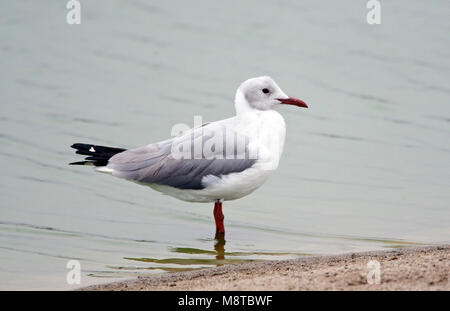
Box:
[244, 110, 286, 171]
[205, 110, 286, 200]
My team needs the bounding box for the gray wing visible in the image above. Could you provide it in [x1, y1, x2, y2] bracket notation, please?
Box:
[107, 119, 257, 190]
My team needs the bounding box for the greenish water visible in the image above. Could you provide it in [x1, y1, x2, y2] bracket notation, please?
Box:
[0, 0, 449, 290]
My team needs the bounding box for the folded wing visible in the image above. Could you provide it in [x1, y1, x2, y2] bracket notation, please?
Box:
[107, 119, 257, 190]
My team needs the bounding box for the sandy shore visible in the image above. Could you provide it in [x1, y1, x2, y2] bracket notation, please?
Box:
[82, 245, 449, 291]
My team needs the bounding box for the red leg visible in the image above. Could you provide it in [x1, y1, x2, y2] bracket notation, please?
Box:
[213, 200, 225, 238]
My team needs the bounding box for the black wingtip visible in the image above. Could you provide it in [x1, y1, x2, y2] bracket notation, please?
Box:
[71, 143, 93, 150]
[70, 143, 127, 167]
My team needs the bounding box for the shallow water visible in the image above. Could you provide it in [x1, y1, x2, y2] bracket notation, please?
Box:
[1, 0, 449, 290]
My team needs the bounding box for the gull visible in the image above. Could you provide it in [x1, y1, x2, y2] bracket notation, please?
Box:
[70, 76, 308, 239]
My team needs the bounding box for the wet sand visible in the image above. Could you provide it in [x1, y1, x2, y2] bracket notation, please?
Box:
[81, 245, 449, 291]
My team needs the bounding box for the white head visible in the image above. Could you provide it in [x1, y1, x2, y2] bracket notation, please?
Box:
[234, 76, 307, 115]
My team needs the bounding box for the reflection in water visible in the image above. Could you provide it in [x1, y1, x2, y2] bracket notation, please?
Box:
[120, 233, 424, 276]
[214, 236, 226, 261]
[124, 256, 250, 265]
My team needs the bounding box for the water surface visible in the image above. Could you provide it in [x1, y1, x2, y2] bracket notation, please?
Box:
[0, 0, 449, 290]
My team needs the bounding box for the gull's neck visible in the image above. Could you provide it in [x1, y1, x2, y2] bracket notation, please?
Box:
[234, 89, 256, 116]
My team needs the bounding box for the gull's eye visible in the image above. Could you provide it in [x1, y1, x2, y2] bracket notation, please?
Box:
[262, 88, 270, 94]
